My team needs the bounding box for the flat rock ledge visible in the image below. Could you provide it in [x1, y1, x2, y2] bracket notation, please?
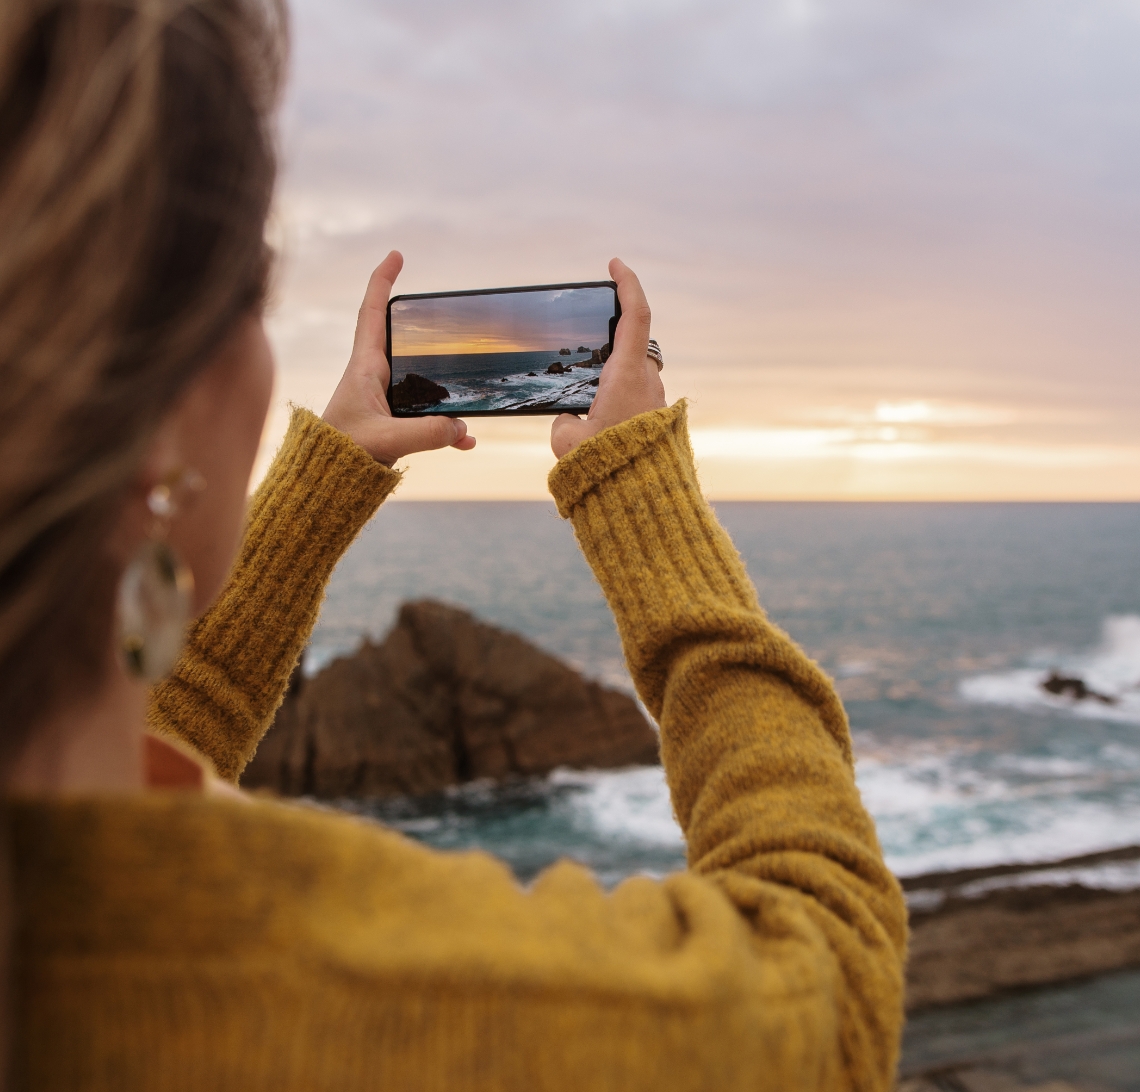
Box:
[904, 845, 1140, 1011]
[242, 599, 659, 798]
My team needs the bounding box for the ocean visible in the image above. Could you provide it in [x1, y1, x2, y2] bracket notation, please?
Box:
[391, 350, 599, 413]
[308, 501, 1140, 887]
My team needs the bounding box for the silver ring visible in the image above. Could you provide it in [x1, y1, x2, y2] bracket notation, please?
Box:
[646, 339, 664, 371]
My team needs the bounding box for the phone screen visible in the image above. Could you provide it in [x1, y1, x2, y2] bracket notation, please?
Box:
[387, 281, 620, 416]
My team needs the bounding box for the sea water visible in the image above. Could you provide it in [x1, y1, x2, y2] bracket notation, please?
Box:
[310, 502, 1140, 885]
[392, 350, 599, 413]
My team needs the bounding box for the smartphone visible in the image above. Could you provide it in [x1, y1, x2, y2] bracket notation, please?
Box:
[386, 280, 620, 417]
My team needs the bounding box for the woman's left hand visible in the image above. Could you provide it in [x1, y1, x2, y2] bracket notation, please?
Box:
[323, 250, 476, 466]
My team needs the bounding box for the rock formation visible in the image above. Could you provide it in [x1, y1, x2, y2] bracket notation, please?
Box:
[546, 361, 566, 374]
[242, 600, 659, 798]
[389, 373, 449, 410]
[576, 345, 590, 353]
[904, 845, 1140, 1009]
[558, 347, 571, 355]
[1041, 670, 1116, 704]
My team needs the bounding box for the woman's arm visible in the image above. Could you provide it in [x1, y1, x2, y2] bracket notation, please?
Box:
[549, 402, 907, 1090]
[148, 251, 476, 780]
[146, 409, 401, 780]
[546, 259, 907, 1088]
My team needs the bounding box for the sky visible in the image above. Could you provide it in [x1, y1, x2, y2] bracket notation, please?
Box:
[260, 0, 1140, 499]
[390, 287, 617, 356]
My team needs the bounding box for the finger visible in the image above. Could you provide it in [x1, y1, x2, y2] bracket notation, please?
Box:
[386, 414, 466, 460]
[607, 258, 651, 367]
[551, 413, 592, 459]
[352, 250, 404, 365]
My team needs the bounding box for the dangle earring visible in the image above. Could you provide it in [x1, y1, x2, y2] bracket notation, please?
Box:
[117, 469, 204, 683]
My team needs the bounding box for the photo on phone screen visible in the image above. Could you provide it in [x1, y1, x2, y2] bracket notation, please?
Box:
[387, 281, 619, 416]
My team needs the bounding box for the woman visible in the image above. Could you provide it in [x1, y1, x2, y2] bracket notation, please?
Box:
[1, 0, 906, 1088]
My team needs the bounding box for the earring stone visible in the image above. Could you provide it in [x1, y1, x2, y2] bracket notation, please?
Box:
[117, 538, 194, 682]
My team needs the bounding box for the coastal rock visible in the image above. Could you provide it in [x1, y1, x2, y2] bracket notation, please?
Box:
[904, 846, 1140, 1009]
[242, 600, 659, 798]
[558, 347, 571, 355]
[546, 361, 566, 375]
[1041, 671, 1116, 704]
[390, 373, 450, 409]
[576, 345, 590, 353]
[526, 371, 536, 376]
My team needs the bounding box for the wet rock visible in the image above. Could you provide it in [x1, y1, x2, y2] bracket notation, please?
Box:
[243, 600, 660, 798]
[1041, 671, 1116, 704]
[389, 373, 450, 409]
[576, 345, 590, 353]
[558, 347, 572, 355]
[526, 371, 537, 376]
[904, 845, 1140, 1009]
[546, 361, 566, 374]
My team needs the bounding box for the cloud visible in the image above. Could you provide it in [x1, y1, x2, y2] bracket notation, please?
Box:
[258, 0, 1140, 498]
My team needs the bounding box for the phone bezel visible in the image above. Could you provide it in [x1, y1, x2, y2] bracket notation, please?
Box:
[385, 279, 621, 417]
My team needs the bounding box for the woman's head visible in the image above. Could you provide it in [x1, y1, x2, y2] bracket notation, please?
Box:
[0, 0, 287, 765]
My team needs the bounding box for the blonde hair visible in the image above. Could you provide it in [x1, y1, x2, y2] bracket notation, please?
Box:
[0, 0, 287, 761]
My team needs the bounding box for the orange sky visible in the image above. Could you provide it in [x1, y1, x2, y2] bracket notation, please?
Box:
[255, 0, 1140, 501]
[388, 287, 615, 357]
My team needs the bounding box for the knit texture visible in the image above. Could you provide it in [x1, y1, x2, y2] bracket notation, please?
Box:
[147, 407, 401, 779]
[12, 402, 907, 1091]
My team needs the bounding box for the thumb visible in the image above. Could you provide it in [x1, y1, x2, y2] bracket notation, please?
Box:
[385, 415, 466, 462]
[551, 414, 597, 459]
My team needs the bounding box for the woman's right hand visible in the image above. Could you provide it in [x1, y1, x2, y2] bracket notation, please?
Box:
[323, 250, 477, 467]
[550, 258, 666, 459]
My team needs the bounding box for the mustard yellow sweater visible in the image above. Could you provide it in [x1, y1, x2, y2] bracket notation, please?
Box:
[11, 404, 907, 1090]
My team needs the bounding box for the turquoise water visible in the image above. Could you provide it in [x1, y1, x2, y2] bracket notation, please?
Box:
[390, 350, 599, 413]
[312, 502, 1140, 884]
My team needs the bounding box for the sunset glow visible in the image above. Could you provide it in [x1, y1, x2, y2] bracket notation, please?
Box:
[258, 0, 1140, 501]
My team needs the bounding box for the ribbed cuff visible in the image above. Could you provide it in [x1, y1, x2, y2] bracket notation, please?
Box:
[548, 402, 690, 518]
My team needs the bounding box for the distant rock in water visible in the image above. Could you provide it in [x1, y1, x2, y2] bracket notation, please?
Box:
[526, 371, 536, 376]
[558, 347, 572, 355]
[546, 361, 566, 374]
[576, 345, 590, 353]
[582, 344, 612, 367]
[1041, 670, 1116, 704]
[243, 600, 660, 798]
[390, 373, 449, 409]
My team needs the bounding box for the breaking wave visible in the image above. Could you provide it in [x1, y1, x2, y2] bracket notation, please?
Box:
[959, 615, 1140, 725]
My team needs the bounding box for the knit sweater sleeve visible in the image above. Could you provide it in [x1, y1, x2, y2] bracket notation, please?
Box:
[548, 401, 908, 1091]
[146, 407, 401, 781]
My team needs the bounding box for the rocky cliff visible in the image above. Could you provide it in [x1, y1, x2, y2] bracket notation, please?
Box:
[242, 600, 659, 797]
